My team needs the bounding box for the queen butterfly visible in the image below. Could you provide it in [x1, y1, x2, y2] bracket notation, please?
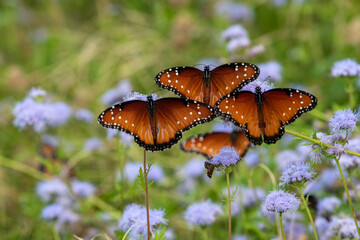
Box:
[98, 95, 215, 151]
[181, 130, 251, 178]
[154, 62, 260, 107]
[216, 87, 317, 145]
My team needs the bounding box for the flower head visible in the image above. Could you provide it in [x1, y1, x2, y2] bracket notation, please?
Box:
[71, 180, 96, 198]
[36, 178, 68, 202]
[258, 61, 282, 82]
[100, 80, 132, 105]
[124, 91, 158, 102]
[222, 25, 250, 52]
[212, 121, 235, 133]
[184, 200, 223, 226]
[317, 196, 341, 215]
[75, 109, 93, 123]
[329, 109, 358, 133]
[244, 151, 259, 167]
[275, 150, 305, 169]
[41, 204, 64, 220]
[280, 162, 315, 185]
[241, 79, 275, 93]
[330, 216, 360, 239]
[264, 189, 300, 214]
[339, 154, 360, 169]
[208, 146, 241, 170]
[331, 59, 360, 77]
[178, 158, 205, 179]
[84, 138, 103, 152]
[215, 2, 254, 22]
[118, 204, 167, 238]
[326, 143, 345, 156]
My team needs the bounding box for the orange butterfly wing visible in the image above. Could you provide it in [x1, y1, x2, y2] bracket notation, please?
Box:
[262, 88, 317, 144]
[210, 62, 259, 107]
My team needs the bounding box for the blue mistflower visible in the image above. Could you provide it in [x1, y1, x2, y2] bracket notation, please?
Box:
[258, 61, 282, 82]
[83, 138, 103, 152]
[280, 162, 315, 185]
[75, 109, 93, 123]
[100, 80, 132, 105]
[118, 204, 167, 239]
[329, 109, 359, 133]
[208, 146, 241, 170]
[339, 154, 360, 169]
[222, 25, 250, 52]
[215, 1, 254, 22]
[331, 59, 360, 77]
[317, 196, 341, 215]
[330, 216, 360, 239]
[178, 158, 205, 179]
[184, 200, 223, 226]
[264, 189, 300, 214]
[71, 180, 96, 198]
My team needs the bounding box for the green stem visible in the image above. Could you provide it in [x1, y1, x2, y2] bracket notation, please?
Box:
[285, 129, 360, 157]
[346, 79, 355, 109]
[279, 212, 286, 240]
[299, 188, 318, 240]
[226, 172, 232, 240]
[0, 155, 45, 180]
[201, 227, 209, 240]
[334, 158, 360, 237]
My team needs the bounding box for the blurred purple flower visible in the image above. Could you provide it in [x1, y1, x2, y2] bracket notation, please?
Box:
[124, 91, 158, 102]
[208, 146, 241, 170]
[233, 235, 247, 240]
[30, 28, 48, 44]
[331, 59, 360, 77]
[84, 138, 103, 152]
[244, 151, 259, 167]
[41, 204, 64, 220]
[240, 186, 265, 207]
[118, 204, 167, 238]
[71, 180, 96, 198]
[241, 79, 275, 93]
[345, 138, 360, 153]
[305, 168, 344, 194]
[315, 216, 332, 239]
[282, 214, 306, 240]
[264, 189, 300, 214]
[212, 121, 235, 133]
[107, 129, 133, 147]
[28, 87, 47, 99]
[184, 200, 223, 226]
[178, 158, 205, 179]
[215, 1, 254, 22]
[280, 162, 315, 185]
[36, 178, 68, 202]
[329, 109, 358, 133]
[248, 44, 265, 56]
[258, 61, 282, 82]
[75, 109, 93, 123]
[326, 143, 345, 156]
[339, 154, 360, 169]
[122, 162, 164, 183]
[330, 216, 360, 239]
[100, 80, 133, 105]
[317, 196, 341, 215]
[222, 25, 250, 52]
[46, 102, 72, 126]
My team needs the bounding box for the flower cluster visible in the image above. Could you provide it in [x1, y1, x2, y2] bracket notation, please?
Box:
[100, 80, 133, 105]
[329, 109, 358, 133]
[118, 204, 167, 239]
[331, 59, 360, 77]
[317, 196, 341, 215]
[280, 162, 315, 186]
[207, 146, 241, 171]
[119, 162, 164, 183]
[13, 87, 72, 133]
[264, 189, 300, 214]
[184, 200, 223, 226]
[222, 25, 250, 52]
[36, 177, 96, 231]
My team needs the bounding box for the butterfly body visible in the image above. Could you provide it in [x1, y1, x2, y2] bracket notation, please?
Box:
[155, 62, 260, 107]
[98, 96, 214, 151]
[216, 87, 317, 145]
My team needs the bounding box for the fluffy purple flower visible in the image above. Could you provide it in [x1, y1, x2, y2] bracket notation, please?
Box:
[222, 25, 250, 52]
[330, 216, 360, 239]
[305, 168, 344, 194]
[75, 109, 93, 123]
[317, 197, 341, 215]
[329, 109, 358, 133]
[241, 79, 275, 93]
[36, 178, 68, 202]
[118, 204, 167, 238]
[41, 204, 64, 220]
[28, 87, 46, 99]
[208, 146, 241, 169]
[184, 200, 223, 226]
[326, 143, 345, 156]
[233, 235, 247, 240]
[331, 59, 360, 77]
[215, 1, 254, 22]
[212, 121, 235, 133]
[178, 158, 205, 179]
[100, 80, 133, 105]
[42, 134, 59, 147]
[122, 162, 164, 183]
[71, 180, 96, 198]
[345, 138, 360, 153]
[46, 102, 72, 126]
[339, 154, 360, 169]
[123, 91, 158, 102]
[280, 162, 315, 185]
[84, 138, 103, 152]
[258, 61, 282, 82]
[244, 151, 259, 167]
[264, 189, 300, 214]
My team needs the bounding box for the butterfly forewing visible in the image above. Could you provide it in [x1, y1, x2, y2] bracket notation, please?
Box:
[217, 92, 262, 144]
[98, 101, 154, 145]
[154, 98, 214, 146]
[210, 63, 260, 106]
[155, 67, 204, 102]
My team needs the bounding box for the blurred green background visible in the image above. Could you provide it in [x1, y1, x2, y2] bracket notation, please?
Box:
[1, 0, 360, 239]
